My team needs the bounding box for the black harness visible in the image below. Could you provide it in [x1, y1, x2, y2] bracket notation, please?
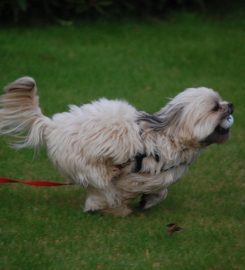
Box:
[134, 153, 147, 173]
[133, 152, 190, 173]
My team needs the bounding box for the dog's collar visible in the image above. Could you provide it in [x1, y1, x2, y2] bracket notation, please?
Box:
[134, 124, 192, 173]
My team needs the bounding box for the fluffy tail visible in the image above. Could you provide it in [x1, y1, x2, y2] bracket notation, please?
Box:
[0, 76, 49, 148]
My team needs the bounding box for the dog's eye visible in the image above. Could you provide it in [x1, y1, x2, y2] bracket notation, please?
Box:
[212, 103, 220, 112]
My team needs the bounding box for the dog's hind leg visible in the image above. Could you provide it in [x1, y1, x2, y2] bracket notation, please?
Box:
[84, 185, 124, 215]
[84, 188, 107, 212]
[84, 192, 132, 216]
[101, 204, 132, 217]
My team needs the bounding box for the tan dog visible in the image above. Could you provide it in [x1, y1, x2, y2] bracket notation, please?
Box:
[0, 77, 234, 216]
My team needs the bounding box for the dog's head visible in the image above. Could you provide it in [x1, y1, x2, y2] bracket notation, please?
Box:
[151, 87, 234, 146]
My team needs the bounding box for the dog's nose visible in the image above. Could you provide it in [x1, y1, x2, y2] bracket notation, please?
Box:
[228, 102, 234, 114]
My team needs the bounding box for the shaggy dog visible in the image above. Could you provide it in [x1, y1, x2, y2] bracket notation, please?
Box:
[0, 77, 234, 216]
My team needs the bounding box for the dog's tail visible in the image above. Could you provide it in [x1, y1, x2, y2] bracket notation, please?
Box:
[0, 76, 50, 149]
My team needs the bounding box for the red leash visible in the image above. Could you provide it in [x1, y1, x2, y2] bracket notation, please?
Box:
[0, 177, 73, 187]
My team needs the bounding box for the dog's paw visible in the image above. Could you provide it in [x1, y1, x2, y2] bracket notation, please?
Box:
[139, 189, 168, 209]
[101, 205, 132, 217]
[84, 196, 104, 212]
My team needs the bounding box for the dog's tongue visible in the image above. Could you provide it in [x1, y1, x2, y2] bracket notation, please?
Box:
[220, 115, 234, 129]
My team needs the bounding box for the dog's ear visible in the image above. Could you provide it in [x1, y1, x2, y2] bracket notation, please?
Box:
[138, 103, 184, 132]
[137, 112, 166, 130]
[156, 104, 184, 130]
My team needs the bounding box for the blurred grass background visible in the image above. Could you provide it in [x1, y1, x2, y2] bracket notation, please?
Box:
[0, 5, 244, 270]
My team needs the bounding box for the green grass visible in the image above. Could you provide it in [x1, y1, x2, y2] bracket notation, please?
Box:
[0, 11, 245, 270]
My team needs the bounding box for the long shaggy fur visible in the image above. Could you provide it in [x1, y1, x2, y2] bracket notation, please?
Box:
[0, 77, 233, 216]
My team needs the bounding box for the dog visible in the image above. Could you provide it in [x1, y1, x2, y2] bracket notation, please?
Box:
[0, 77, 234, 216]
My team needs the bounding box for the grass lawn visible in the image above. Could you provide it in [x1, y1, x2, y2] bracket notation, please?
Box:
[0, 11, 244, 270]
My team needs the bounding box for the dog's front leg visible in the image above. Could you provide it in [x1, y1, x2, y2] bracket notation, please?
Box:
[139, 189, 168, 210]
